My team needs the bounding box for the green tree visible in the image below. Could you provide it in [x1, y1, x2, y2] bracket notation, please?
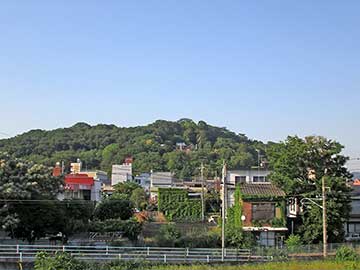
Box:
[225, 185, 252, 248]
[113, 182, 141, 199]
[0, 119, 265, 180]
[9, 201, 65, 244]
[130, 188, 147, 210]
[0, 153, 64, 243]
[62, 200, 94, 237]
[93, 197, 133, 221]
[267, 136, 351, 244]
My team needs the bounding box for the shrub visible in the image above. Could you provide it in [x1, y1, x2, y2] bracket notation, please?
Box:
[177, 230, 221, 248]
[285, 234, 302, 253]
[35, 252, 86, 270]
[94, 197, 133, 221]
[336, 246, 359, 261]
[156, 224, 182, 247]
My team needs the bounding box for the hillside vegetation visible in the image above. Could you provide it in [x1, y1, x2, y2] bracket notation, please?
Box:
[0, 119, 266, 178]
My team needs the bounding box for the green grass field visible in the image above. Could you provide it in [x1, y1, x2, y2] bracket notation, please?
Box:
[149, 261, 360, 270]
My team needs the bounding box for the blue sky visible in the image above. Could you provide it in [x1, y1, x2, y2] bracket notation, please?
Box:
[0, 1, 359, 164]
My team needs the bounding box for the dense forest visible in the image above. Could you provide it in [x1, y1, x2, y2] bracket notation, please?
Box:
[0, 119, 268, 178]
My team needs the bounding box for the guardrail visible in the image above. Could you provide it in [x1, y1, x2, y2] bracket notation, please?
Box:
[0, 245, 273, 264]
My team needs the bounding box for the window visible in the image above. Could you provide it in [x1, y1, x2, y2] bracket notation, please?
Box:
[253, 176, 268, 183]
[252, 203, 275, 221]
[235, 176, 246, 184]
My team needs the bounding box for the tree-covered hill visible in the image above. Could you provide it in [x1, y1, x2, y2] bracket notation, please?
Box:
[0, 119, 266, 178]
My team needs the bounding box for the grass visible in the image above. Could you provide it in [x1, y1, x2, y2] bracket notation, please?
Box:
[148, 260, 360, 270]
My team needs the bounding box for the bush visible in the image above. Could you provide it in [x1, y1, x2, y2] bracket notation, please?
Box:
[156, 224, 182, 247]
[285, 234, 302, 253]
[285, 234, 302, 247]
[177, 230, 221, 248]
[35, 252, 87, 270]
[336, 246, 359, 261]
[94, 198, 133, 221]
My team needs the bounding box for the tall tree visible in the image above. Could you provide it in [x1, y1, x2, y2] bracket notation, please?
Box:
[267, 136, 351, 243]
[0, 152, 64, 242]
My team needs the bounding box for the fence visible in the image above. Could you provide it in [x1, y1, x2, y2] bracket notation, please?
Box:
[0, 243, 357, 264]
[0, 245, 272, 264]
[254, 242, 360, 261]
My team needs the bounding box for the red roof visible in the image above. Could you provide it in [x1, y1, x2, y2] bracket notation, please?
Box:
[65, 174, 94, 186]
[354, 179, 360, 186]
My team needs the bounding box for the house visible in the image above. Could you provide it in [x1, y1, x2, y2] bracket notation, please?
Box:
[111, 163, 133, 186]
[344, 183, 360, 237]
[226, 169, 287, 247]
[150, 172, 175, 199]
[134, 173, 151, 192]
[62, 173, 102, 201]
[227, 169, 271, 185]
[53, 161, 102, 202]
[82, 170, 110, 186]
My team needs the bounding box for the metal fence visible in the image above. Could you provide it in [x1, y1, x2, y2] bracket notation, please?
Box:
[0, 245, 273, 264]
[254, 242, 360, 261]
[0, 243, 358, 264]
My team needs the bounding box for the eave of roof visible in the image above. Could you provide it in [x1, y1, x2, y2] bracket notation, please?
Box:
[233, 183, 286, 197]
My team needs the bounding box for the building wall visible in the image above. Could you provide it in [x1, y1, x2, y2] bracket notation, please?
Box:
[83, 171, 110, 186]
[227, 169, 271, 186]
[150, 172, 174, 188]
[111, 164, 132, 186]
[243, 202, 252, 226]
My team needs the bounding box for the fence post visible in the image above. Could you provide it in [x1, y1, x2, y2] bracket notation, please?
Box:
[106, 246, 109, 255]
[147, 247, 150, 256]
[186, 248, 189, 256]
[207, 255, 210, 263]
[62, 245, 65, 252]
[164, 254, 167, 263]
[118, 254, 122, 260]
[16, 244, 19, 254]
[19, 252, 23, 263]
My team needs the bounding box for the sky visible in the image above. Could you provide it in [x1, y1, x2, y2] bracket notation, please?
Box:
[0, 1, 359, 168]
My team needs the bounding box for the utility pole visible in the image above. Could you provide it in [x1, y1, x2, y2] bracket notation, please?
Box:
[201, 162, 205, 222]
[221, 161, 227, 262]
[306, 165, 328, 258]
[322, 169, 328, 258]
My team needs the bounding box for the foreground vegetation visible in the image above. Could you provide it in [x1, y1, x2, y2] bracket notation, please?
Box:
[34, 252, 360, 270]
[151, 261, 360, 270]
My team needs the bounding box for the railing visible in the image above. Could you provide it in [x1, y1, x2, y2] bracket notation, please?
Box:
[254, 242, 360, 261]
[0, 243, 358, 264]
[0, 245, 273, 264]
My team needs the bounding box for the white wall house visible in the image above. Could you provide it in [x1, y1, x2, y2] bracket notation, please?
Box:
[226, 169, 271, 207]
[227, 169, 271, 186]
[111, 164, 133, 186]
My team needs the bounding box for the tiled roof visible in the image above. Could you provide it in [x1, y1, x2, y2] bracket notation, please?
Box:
[240, 184, 286, 197]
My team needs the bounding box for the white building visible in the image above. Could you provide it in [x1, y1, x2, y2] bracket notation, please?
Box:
[226, 169, 271, 207]
[111, 164, 132, 186]
[227, 169, 271, 186]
